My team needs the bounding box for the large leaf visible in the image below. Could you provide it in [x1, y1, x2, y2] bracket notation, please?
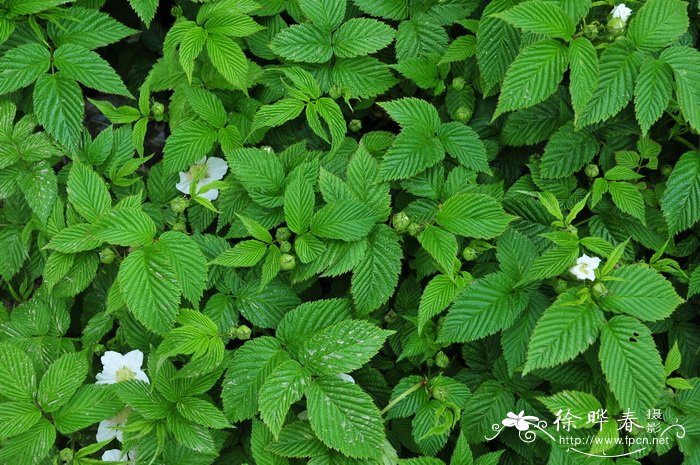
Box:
[33, 73, 84, 148]
[494, 39, 569, 118]
[298, 319, 393, 375]
[523, 290, 605, 374]
[495, 0, 575, 40]
[660, 151, 700, 235]
[306, 376, 385, 459]
[53, 44, 131, 97]
[37, 352, 88, 413]
[351, 225, 402, 314]
[17, 161, 57, 223]
[634, 57, 673, 134]
[599, 316, 665, 413]
[258, 360, 308, 438]
[600, 265, 683, 321]
[162, 119, 218, 174]
[310, 200, 376, 241]
[437, 193, 514, 239]
[271, 23, 333, 63]
[660, 46, 700, 133]
[476, 0, 521, 93]
[0, 345, 36, 402]
[92, 207, 157, 246]
[437, 122, 490, 174]
[568, 37, 598, 115]
[67, 162, 111, 223]
[117, 246, 181, 334]
[207, 33, 249, 87]
[627, 0, 689, 52]
[0, 43, 50, 95]
[439, 272, 529, 343]
[332, 18, 395, 58]
[540, 122, 598, 178]
[379, 129, 444, 181]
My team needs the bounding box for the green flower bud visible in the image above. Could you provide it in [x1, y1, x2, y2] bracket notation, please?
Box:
[261, 146, 274, 154]
[59, 448, 74, 463]
[435, 351, 450, 368]
[279, 240, 292, 253]
[329, 85, 342, 100]
[462, 247, 478, 261]
[279, 253, 296, 271]
[584, 164, 600, 178]
[407, 222, 423, 237]
[349, 119, 362, 133]
[592, 282, 608, 298]
[583, 23, 599, 39]
[432, 386, 448, 402]
[235, 324, 252, 340]
[170, 196, 190, 213]
[454, 106, 472, 122]
[452, 76, 465, 90]
[607, 17, 625, 33]
[151, 101, 165, 119]
[171, 221, 187, 232]
[93, 344, 106, 356]
[661, 165, 673, 176]
[99, 248, 116, 265]
[637, 181, 647, 191]
[276, 227, 291, 241]
[553, 279, 568, 294]
[426, 357, 435, 368]
[392, 212, 411, 231]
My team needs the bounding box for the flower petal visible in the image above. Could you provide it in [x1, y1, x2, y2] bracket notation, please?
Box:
[96, 420, 118, 442]
[101, 449, 125, 462]
[101, 351, 124, 370]
[502, 418, 517, 427]
[206, 157, 228, 181]
[515, 419, 530, 431]
[122, 350, 144, 370]
[135, 370, 150, 384]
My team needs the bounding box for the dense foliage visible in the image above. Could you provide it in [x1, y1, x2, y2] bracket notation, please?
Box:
[0, 0, 699, 464]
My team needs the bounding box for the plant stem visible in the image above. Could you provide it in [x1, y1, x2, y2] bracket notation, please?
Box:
[380, 379, 426, 416]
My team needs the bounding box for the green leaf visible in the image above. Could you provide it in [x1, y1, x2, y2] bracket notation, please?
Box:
[258, 359, 309, 438]
[476, 0, 521, 93]
[600, 265, 683, 321]
[211, 240, 268, 267]
[306, 376, 384, 459]
[48, 6, 137, 50]
[437, 193, 514, 239]
[177, 396, 230, 429]
[568, 37, 599, 116]
[163, 119, 218, 174]
[439, 35, 476, 64]
[251, 98, 305, 133]
[92, 207, 157, 246]
[17, 161, 57, 223]
[418, 273, 469, 334]
[494, 39, 569, 118]
[332, 56, 397, 99]
[298, 320, 393, 375]
[628, 0, 689, 52]
[67, 162, 111, 223]
[207, 33, 249, 88]
[46, 223, 102, 253]
[351, 225, 402, 314]
[127, 0, 158, 26]
[310, 200, 376, 241]
[277, 299, 352, 353]
[523, 290, 605, 374]
[298, 0, 345, 31]
[118, 246, 181, 335]
[540, 122, 598, 178]
[495, 0, 575, 40]
[53, 44, 132, 97]
[395, 16, 448, 62]
[380, 98, 441, 132]
[0, 345, 36, 402]
[0, 419, 55, 465]
[157, 231, 208, 306]
[284, 174, 315, 234]
[438, 272, 528, 343]
[599, 315, 665, 413]
[660, 151, 700, 235]
[271, 24, 333, 63]
[577, 40, 642, 127]
[186, 86, 227, 129]
[222, 337, 289, 422]
[33, 73, 84, 148]
[660, 46, 700, 134]
[538, 391, 602, 429]
[437, 122, 490, 174]
[0, 43, 50, 95]
[37, 352, 88, 413]
[332, 18, 395, 58]
[608, 181, 646, 225]
[266, 421, 328, 457]
[0, 402, 41, 440]
[295, 233, 326, 263]
[379, 129, 444, 181]
[634, 57, 673, 134]
[418, 225, 458, 274]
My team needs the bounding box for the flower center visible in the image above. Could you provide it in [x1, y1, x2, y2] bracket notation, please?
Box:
[116, 366, 137, 382]
[189, 163, 209, 183]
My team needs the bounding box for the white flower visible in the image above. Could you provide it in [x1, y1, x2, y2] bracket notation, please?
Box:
[611, 4, 632, 22]
[101, 449, 135, 463]
[176, 156, 228, 201]
[96, 409, 130, 443]
[502, 411, 539, 431]
[95, 350, 149, 385]
[569, 254, 601, 281]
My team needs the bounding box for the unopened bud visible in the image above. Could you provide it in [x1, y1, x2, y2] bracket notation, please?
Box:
[235, 324, 252, 340]
[151, 102, 165, 119]
[93, 344, 106, 356]
[407, 222, 422, 237]
[279, 253, 296, 270]
[432, 386, 448, 402]
[279, 241, 292, 253]
[329, 85, 342, 100]
[276, 227, 291, 241]
[585, 164, 599, 178]
[592, 282, 608, 298]
[170, 196, 189, 213]
[452, 77, 465, 90]
[454, 106, 472, 122]
[349, 119, 362, 133]
[462, 247, 477, 261]
[59, 448, 74, 462]
[171, 221, 187, 232]
[435, 351, 449, 368]
[392, 212, 411, 231]
[99, 248, 116, 264]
